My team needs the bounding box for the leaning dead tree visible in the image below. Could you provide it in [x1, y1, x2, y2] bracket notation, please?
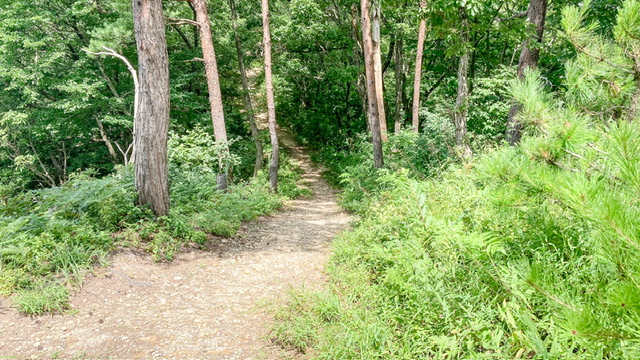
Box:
[83, 46, 138, 165]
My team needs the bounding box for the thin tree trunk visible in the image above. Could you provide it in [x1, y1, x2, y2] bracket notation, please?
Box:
[132, 0, 170, 216]
[192, 0, 229, 189]
[394, 30, 405, 133]
[361, 0, 384, 168]
[229, 0, 262, 177]
[261, 0, 279, 191]
[192, 0, 227, 143]
[629, 70, 640, 122]
[505, 0, 547, 145]
[96, 118, 119, 163]
[371, 3, 387, 141]
[411, 0, 427, 133]
[382, 38, 395, 75]
[188, 2, 198, 48]
[345, 82, 352, 125]
[171, 24, 193, 49]
[626, 47, 640, 121]
[453, 7, 472, 159]
[350, 4, 368, 126]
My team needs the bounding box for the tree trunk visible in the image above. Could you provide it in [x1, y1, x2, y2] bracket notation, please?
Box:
[394, 30, 405, 133]
[350, 4, 368, 126]
[132, 0, 170, 217]
[629, 62, 640, 122]
[229, 0, 262, 177]
[411, 0, 427, 133]
[193, 0, 227, 144]
[192, 0, 229, 189]
[371, 3, 387, 141]
[361, 0, 384, 168]
[261, 0, 279, 191]
[96, 118, 119, 163]
[505, 0, 547, 145]
[453, 7, 472, 159]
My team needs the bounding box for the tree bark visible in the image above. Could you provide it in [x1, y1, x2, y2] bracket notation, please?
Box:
[192, 0, 227, 144]
[361, 0, 384, 168]
[192, 0, 229, 189]
[412, 0, 427, 133]
[229, 0, 262, 177]
[371, 3, 387, 141]
[350, 4, 368, 126]
[394, 30, 405, 133]
[453, 7, 472, 159]
[132, 0, 171, 216]
[261, 0, 279, 191]
[505, 0, 547, 145]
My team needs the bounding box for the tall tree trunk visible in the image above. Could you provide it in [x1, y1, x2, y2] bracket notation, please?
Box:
[193, 0, 227, 143]
[132, 0, 170, 216]
[261, 0, 279, 191]
[350, 4, 368, 127]
[411, 0, 427, 133]
[394, 30, 405, 133]
[505, 0, 547, 145]
[192, 0, 229, 189]
[453, 7, 472, 159]
[371, 2, 387, 141]
[361, 0, 384, 168]
[229, 0, 262, 177]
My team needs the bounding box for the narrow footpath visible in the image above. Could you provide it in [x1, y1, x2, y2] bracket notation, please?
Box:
[0, 133, 351, 359]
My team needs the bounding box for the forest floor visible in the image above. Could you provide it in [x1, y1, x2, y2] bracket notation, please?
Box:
[0, 131, 351, 360]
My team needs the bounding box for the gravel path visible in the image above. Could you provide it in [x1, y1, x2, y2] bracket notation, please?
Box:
[0, 133, 351, 359]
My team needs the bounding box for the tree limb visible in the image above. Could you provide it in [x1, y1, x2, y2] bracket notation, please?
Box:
[499, 11, 528, 22]
[166, 18, 199, 27]
[82, 46, 138, 164]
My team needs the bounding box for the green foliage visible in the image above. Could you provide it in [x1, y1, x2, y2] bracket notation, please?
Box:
[276, 122, 640, 358]
[315, 128, 454, 213]
[467, 66, 515, 146]
[563, 0, 640, 121]
[273, 6, 640, 356]
[169, 127, 241, 175]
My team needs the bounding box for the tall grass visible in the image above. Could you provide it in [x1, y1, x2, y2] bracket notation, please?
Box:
[273, 71, 640, 359]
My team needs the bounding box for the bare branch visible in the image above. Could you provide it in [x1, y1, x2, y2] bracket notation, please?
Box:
[82, 46, 139, 162]
[498, 11, 528, 22]
[166, 18, 199, 27]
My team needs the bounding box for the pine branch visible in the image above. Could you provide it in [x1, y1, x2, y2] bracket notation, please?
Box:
[526, 279, 576, 311]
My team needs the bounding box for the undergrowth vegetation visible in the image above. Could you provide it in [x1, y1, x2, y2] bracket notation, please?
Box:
[0, 129, 305, 315]
[275, 82, 640, 360]
[273, 2, 640, 358]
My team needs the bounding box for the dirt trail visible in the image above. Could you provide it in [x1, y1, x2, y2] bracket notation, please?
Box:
[0, 132, 351, 359]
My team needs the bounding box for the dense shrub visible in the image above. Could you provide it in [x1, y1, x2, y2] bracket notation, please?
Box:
[275, 116, 640, 359]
